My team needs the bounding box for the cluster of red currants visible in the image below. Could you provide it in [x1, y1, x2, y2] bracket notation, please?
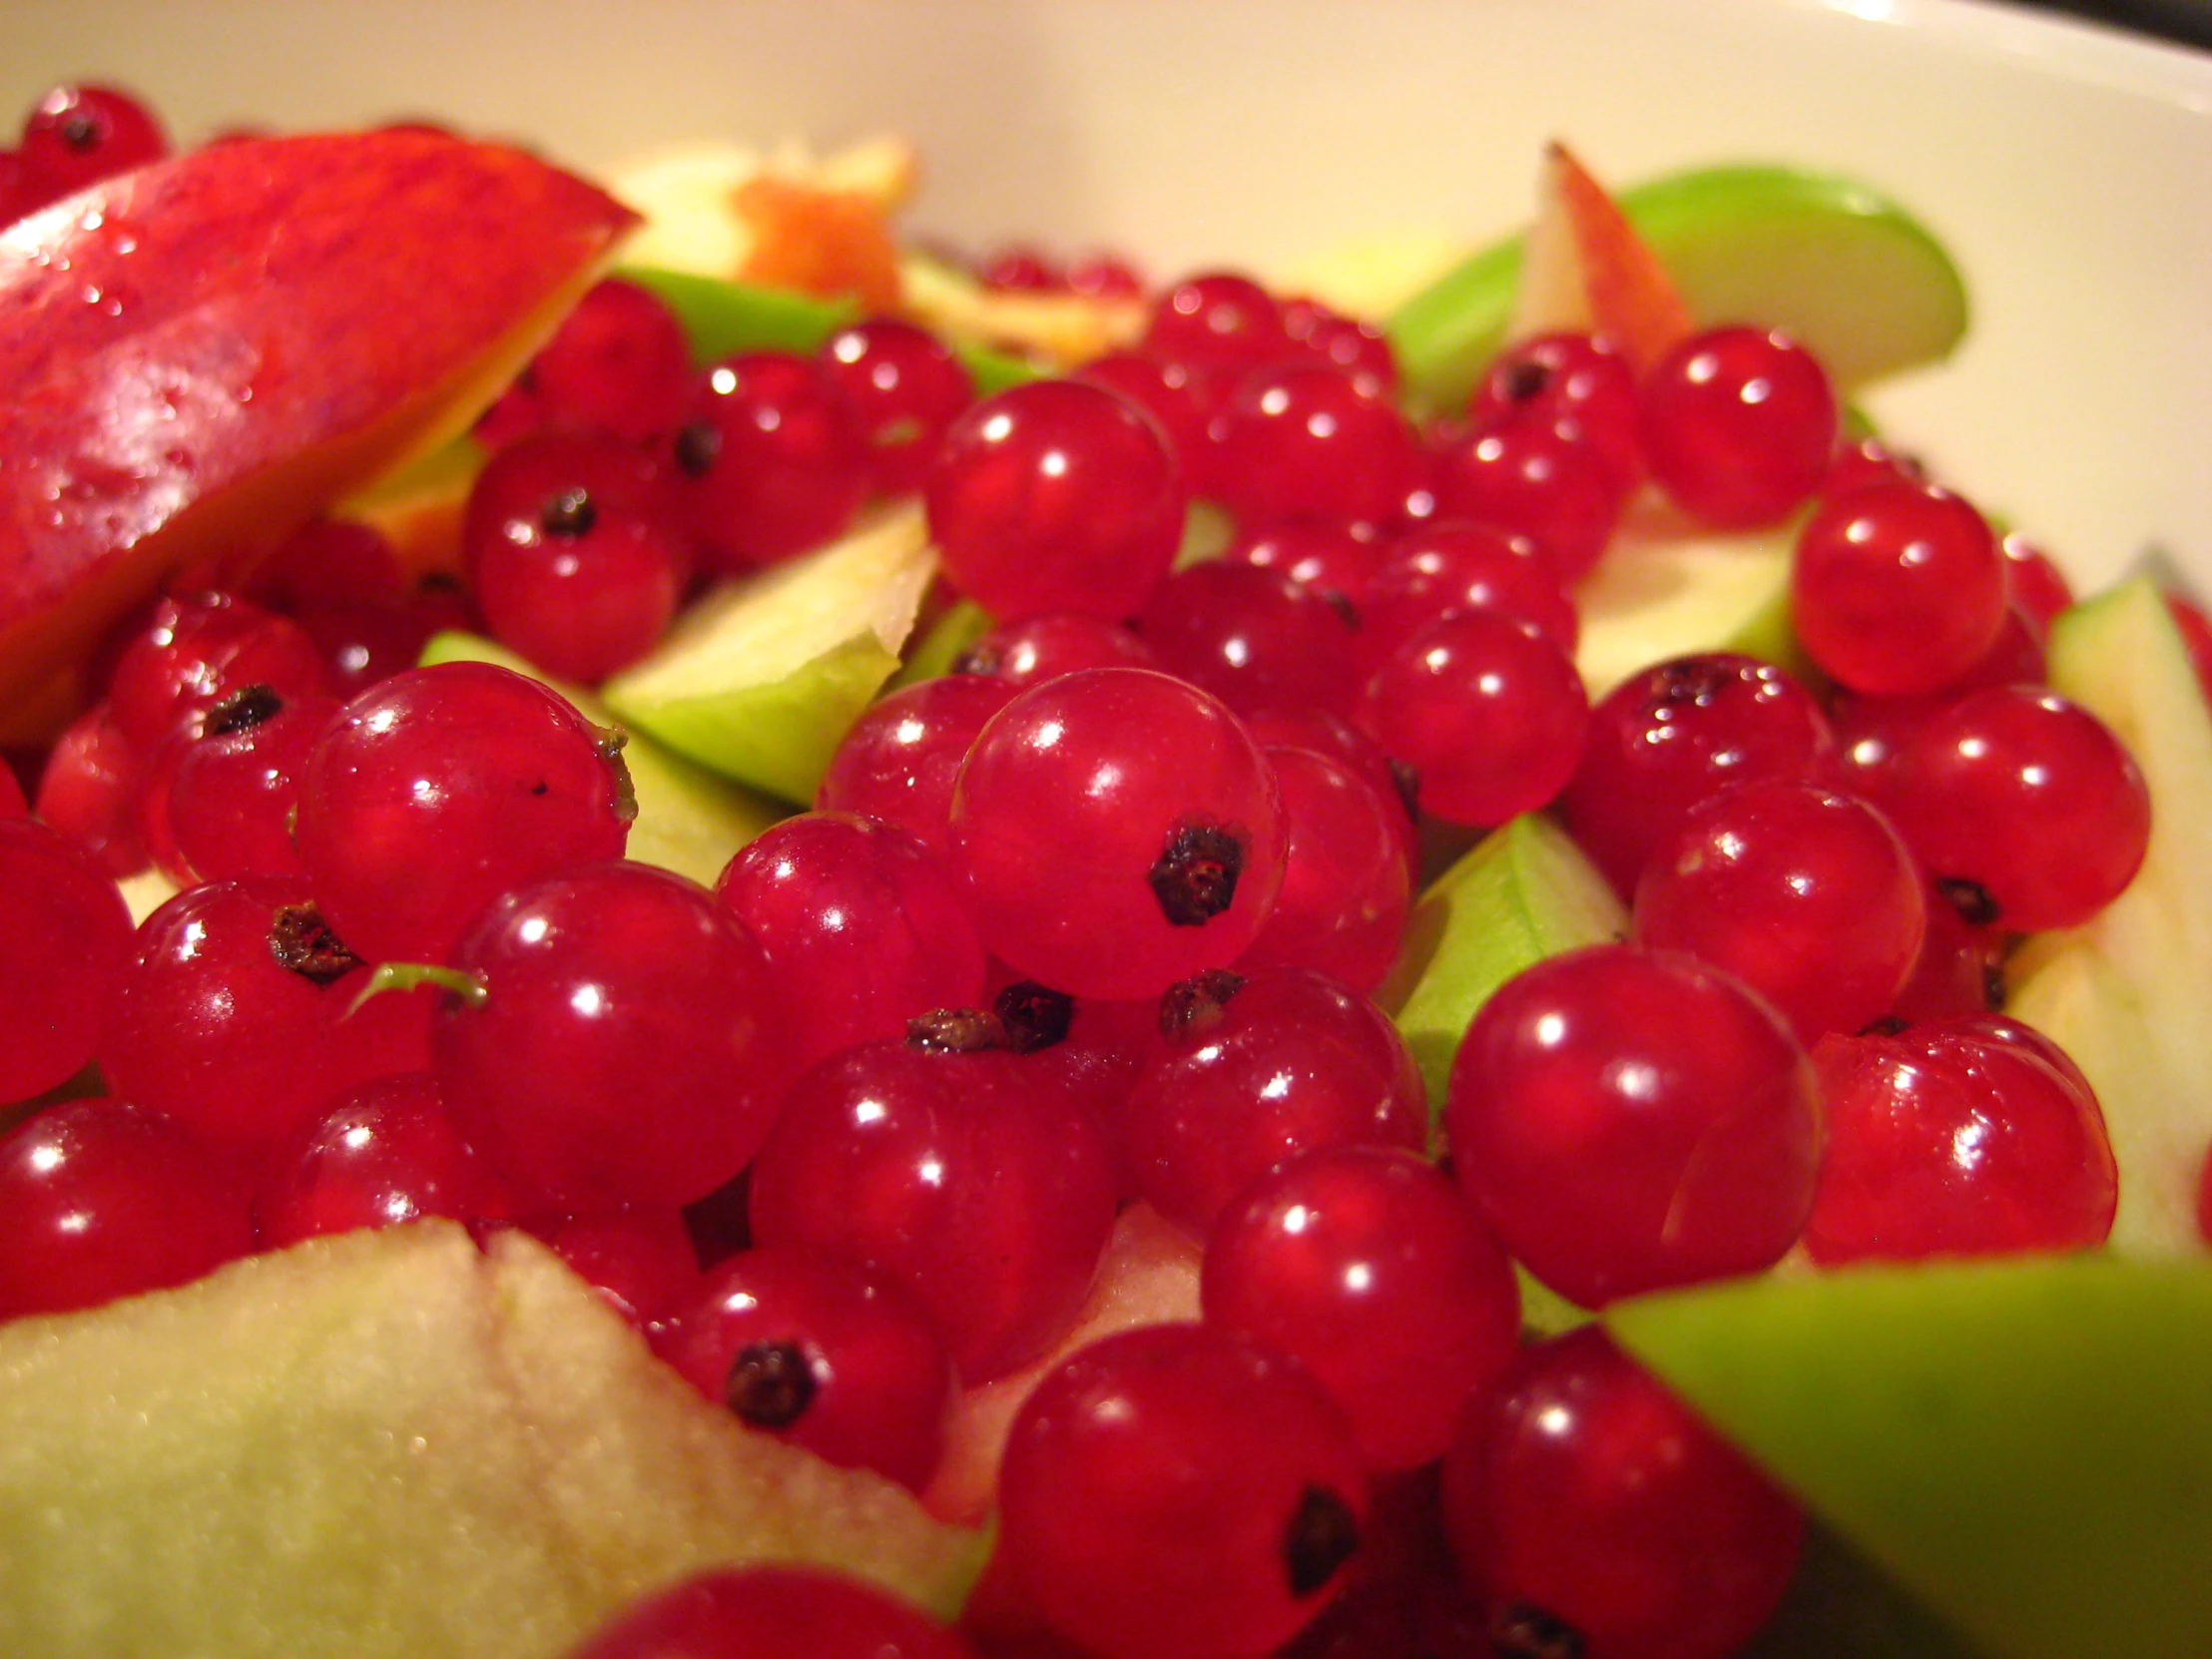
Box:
[0, 118, 2178, 1659]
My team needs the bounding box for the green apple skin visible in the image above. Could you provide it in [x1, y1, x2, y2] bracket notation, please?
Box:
[621, 264, 1037, 392]
[1607, 1253, 2212, 1659]
[0, 1222, 986, 1659]
[1379, 812, 1626, 1119]
[418, 631, 785, 886]
[1389, 164, 1967, 414]
[602, 500, 937, 805]
[2007, 575, 2212, 1255]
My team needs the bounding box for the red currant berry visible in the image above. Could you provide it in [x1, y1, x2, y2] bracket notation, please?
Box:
[1203, 1145, 1522, 1470]
[1140, 271, 1293, 379]
[566, 1565, 983, 1659]
[1791, 480, 2009, 697]
[293, 661, 633, 965]
[674, 350, 870, 572]
[814, 673, 1017, 859]
[1357, 609, 1588, 829]
[948, 669, 1287, 1001]
[996, 1322, 1369, 1659]
[1427, 413, 1627, 582]
[819, 317, 977, 496]
[1447, 943, 1822, 1307]
[659, 1242, 955, 1493]
[32, 704, 148, 876]
[1632, 778, 1929, 1044]
[520, 1206, 703, 1331]
[0, 817, 135, 1103]
[1135, 559, 1363, 723]
[1209, 361, 1422, 529]
[1806, 1014, 2117, 1264]
[474, 276, 693, 449]
[954, 611, 1161, 687]
[433, 861, 796, 1211]
[926, 378, 1187, 621]
[1469, 330, 1642, 489]
[0, 1097, 253, 1322]
[105, 591, 331, 750]
[1639, 325, 1838, 528]
[1232, 746, 1412, 995]
[12, 84, 168, 216]
[1222, 518, 1385, 612]
[462, 429, 690, 683]
[1358, 519, 1576, 670]
[1441, 1325, 1805, 1659]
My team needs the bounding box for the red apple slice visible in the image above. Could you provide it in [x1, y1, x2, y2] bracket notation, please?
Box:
[0, 129, 637, 741]
[1509, 140, 1695, 375]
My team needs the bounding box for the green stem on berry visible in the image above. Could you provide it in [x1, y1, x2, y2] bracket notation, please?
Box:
[345, 959, 487, 1015]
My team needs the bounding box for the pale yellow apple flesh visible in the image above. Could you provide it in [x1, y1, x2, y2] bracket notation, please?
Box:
[0, 1221, 986, 1659]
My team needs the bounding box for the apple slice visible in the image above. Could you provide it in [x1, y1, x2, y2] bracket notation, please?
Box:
[0, 1221, 987, 1659]
[601, 499, 937, 804]
[1507, 141, 1695, 375]
[1390, 162, 1966, 413]
[1572, 502, 1810, 700]
[418, 631, 786, 885]
[0, 130, 637, 744]
[1607, 1253, 2212, 1659]
[2006, 575, 2212, 1255]
[1379, 812, 1626, 1115]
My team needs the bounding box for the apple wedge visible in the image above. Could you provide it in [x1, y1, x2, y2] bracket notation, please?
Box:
[0, 1221, 987, 1659]
[0, 130, 638, 744]
[2006, 575, 2212, 1255]
[1390, 162, 1965, 413]
[1607, 1253, 2212, 1659]
[1508, 141, 1695, 375]
[418, 631, 787, 885]
[601, 499, 937, 804]
[1572, 502, 1810, 701]
[1379, 812, 1626, 1116]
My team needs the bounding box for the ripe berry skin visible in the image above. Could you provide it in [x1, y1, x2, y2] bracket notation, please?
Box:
[657, 1241, 955, 1494]
[1232, 746, 1411, 995]
[1854, 685, 2150, 933]
[996, 1322, 1370, 1659]
[1441, 1325, 1805, 1659]
[1358, 609, 1589, 830]
[1791, 480, 2008, 697]
[1446, 943, 1823, 1309]
[814, 673, 1017, 860]
[293, 661, 633, 966]
[0, 1097, 254, 1322]
[11, 84, 169, 216]
[434, 862, 797, 1211]
[948, 668, 1287, 1002]
[1639, 324, 1838, 528]
[1202, 1146, 1523, 1471]
[714, 811, 987, 1077]
[675, 349, 870, 573]
[925, 378, 1187, 621]
[747, 1032, 1118, 1383]
[0, 817, 135, 1103]
[1118, 966, 1428, 1237]
[1805, 1015, 2118, 1265]
[565, 1565, 984, 1659]
[1632, 779, 1929, 1045]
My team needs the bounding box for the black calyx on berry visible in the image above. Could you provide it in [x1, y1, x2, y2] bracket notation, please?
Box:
[266, 901, 363, 985]
[1281, 1481, 1362, 1599]
[674, 419, 722, 478]
[1490, 1601, 1586, 1659]
[993, 981, 1074, 1052]
[724, 1339, 819, 1428]
[906, 1006, 1007, 1053]
[208, 682, 283, 736]
[1148, 821, 1245, 926]
[540, 486, 598, 538]
[1936, 874, 2003, 929]
[1158, 967, 1246, 1040]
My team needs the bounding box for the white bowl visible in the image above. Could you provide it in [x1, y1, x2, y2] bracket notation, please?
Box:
[8, 0, 2209, 596]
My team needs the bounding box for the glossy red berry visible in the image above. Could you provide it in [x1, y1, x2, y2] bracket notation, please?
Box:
[675, 350, 870, 572]
[926, 378, 1187, 621]
[996, 1322, 1369, 1659]
[11, 84, 168, 217]
[1446, 943, 1822, 1308]
[1639, 325, 1837, 528]
[0, 817, 135, 1103]
[819, 317, 977, 495]
[566, 1565, 984, 1659]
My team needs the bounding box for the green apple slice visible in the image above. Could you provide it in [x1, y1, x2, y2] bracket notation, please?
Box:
[0, 1221, 987, 1659]
[1607, 1253, 2212, 1659]
[2006, 574, 2212, 1254]
[1572, 504, 1808, 700]
[602, 500, 936, 805]
[1379, 812, 1626, 1117]
[1389, 163, 1967, 414]
[419, 631, 785, 885]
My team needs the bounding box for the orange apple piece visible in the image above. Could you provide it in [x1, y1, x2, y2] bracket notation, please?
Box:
[1509, 140, 1695, 375]
[921, 1203, 1202, 1527]
[0, 129, 637, 742]
[732, 174, 905, 312]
